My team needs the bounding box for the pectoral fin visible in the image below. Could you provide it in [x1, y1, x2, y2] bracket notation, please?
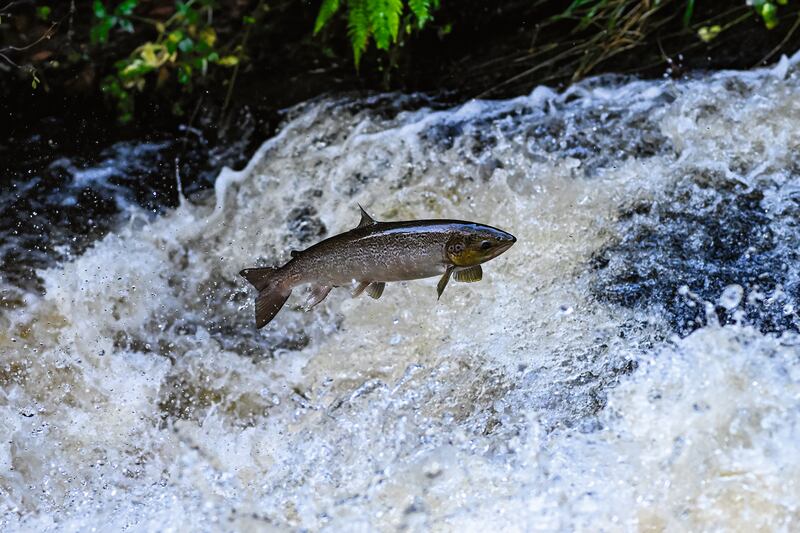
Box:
[437, 266, 455, 300]
[304, 285, 332, 310]
[454, 265, 482, 282]
[366, 282, 385, 299]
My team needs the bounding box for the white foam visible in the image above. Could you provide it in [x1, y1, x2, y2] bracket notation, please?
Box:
[3, 57, 800, 530]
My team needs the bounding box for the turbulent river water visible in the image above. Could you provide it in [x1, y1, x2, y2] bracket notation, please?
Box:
[2, 56, 800, 531]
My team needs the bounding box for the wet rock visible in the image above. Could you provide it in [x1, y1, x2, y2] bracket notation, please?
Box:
[287, 206, 327, 243]
[593, 173, 800, 335]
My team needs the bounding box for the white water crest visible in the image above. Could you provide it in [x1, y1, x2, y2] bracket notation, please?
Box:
[2, 56, 800, 531]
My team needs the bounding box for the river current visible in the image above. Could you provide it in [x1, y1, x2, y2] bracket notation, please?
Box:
[2, 56, 800, 531]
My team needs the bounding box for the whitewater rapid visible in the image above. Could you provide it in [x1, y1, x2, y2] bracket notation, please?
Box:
[2, 56, 800, 531]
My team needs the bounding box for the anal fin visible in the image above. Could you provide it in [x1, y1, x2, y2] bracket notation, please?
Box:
[454, 265, 482, 282]
[366, 282, 385, 299]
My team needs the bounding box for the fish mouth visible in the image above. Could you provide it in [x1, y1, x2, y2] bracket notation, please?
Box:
[494, 235, 516, 255]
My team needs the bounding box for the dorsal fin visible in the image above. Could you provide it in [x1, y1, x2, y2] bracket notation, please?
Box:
[356, 204, 377, 229]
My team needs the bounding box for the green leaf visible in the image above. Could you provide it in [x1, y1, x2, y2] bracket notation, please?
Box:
[561, 0, 595, 19]
[181, 4, 200, 25]
[138, 42, 169, 68]
[115, 0, 137, 16]
[120, 58, 153, 79]
[178, 64, 192, 84]
[178, 37, 195, 52]
[683, 0, 695, 28]
[697, 24, 721, 42]
[92, 0, 107, 18]
[118, 18, 134, 33]
[761, 2, 778, 29]
[347, 0, 370, 68]
[166, 30, 184, 53]
[314, 0, 340, 34]
[36, 6, 52, 21]
[90, 17, 115, 44]
[199, 27, 217, 46]
[408, 0, 431, 28]
[217, 55, 239, 66]
[368, 0, 403, 50]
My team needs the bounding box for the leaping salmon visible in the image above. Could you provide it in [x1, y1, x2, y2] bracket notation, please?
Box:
[240, 206, 516, 328]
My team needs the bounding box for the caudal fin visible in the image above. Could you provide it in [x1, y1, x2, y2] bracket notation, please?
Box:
[239, 267, 292, 328]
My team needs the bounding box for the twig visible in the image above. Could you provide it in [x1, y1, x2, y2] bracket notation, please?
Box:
[67, 0, 75, 42]
[475, 42, 588, 98]
[0, 21, 55, 71]
[222, 0, 265, 117]
[757, 10, 800, 66]
[0, 1, 23, 15]
[0, 22, 56, 53]
[0, 51, 20, 67]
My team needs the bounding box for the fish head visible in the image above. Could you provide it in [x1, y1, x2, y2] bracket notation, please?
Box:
[445, 223, 516, 266]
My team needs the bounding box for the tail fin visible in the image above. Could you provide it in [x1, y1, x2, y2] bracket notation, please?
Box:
[239, 267, 292, 329]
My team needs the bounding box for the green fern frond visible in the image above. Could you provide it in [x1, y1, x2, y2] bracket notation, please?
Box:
[314, 0, 341, 34]
[368, 0, 403, 50]
[347, 0, 370, 68]
[408, 0, 431, 28]
[315, 0, 440, 68]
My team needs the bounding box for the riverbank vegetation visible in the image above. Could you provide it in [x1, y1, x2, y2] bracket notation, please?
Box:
[3, 0, 800, 125]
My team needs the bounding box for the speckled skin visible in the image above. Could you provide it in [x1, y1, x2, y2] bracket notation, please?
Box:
[278, 219, 513, 289]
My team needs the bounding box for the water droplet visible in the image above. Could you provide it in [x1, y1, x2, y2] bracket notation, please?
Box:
[718, 284, 744, 310]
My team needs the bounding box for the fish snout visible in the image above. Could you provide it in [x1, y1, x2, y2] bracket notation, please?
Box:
[494, 231, 516, 255]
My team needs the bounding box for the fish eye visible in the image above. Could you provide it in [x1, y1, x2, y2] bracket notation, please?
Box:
[455, 243, 464, 253]
[480, 240, 491, 250]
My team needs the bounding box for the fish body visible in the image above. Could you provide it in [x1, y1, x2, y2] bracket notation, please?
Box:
[287, 221, 468, 285]
[241, 207, 516, 328]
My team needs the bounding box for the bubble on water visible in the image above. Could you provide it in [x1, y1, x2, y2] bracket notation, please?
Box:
[718, 284, 744, 310]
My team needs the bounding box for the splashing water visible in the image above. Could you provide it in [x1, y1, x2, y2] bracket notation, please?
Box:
[2, 56, 800, 530]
